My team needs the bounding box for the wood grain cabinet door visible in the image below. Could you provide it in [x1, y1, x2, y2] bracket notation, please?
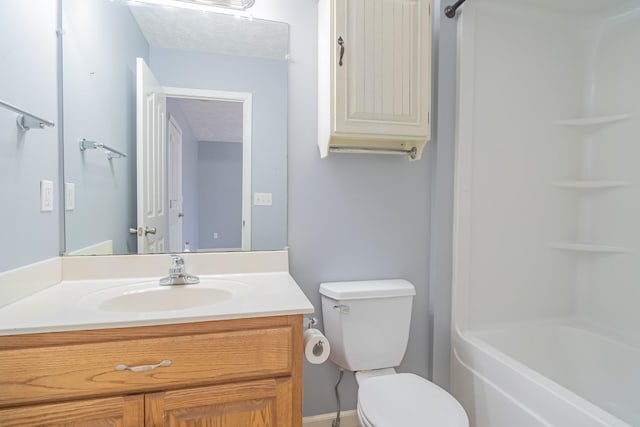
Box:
[333, 0, 431, 138]
[0, 395, 144, 427]
[145, 378, 294, 427]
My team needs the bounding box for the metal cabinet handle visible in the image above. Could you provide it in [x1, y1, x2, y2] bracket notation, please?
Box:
[338, 36, 345, 66]
[115, 359, 172, 373]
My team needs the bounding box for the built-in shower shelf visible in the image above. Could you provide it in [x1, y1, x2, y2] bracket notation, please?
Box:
[555, 113, 629, 127]
[551, 242, 633, 253]
[552, 180, 629, 189]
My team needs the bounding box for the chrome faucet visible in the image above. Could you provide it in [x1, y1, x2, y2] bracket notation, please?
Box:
[159, 255, 200, 286]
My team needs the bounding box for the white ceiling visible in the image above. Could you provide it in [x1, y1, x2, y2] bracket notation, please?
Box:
[174, 98, 243, 143]
[127, 2, 289, 60]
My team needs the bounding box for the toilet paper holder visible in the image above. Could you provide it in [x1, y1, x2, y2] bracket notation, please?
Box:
[303, 320, 330, 364]
[305, 316, 318, 329]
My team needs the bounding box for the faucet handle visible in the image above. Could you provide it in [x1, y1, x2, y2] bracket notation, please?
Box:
[169, 255, 185, 275]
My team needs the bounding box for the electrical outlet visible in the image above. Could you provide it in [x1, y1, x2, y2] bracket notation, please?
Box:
[40, 180, 53, 212]
[65, 183, 75, 211]
[254, 192, 273, 206]
[213, 232, 219, 239]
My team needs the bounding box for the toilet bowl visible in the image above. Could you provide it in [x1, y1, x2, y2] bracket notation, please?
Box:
[356, 371, 468, 427]
[320, 280, 469, 427]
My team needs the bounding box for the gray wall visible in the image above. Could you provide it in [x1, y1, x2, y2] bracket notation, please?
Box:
[150, 48, 288, 251]
[428, 0, 457, 389]
[0, 0, 59, 271]
[62, 0, 148, 254]
[280, 0, 445, 416]
[198, 142, 243, 249]
[166, 99, 200, 250]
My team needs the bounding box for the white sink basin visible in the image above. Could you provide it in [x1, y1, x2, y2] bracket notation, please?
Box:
[79, 279, 249, 313]
[99, 287, 232, 312]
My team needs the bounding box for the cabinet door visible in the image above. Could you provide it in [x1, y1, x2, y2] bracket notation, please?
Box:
[145, 378, 294, 427]
[0, 395, 144, 427]
[334, 0, 431, 137]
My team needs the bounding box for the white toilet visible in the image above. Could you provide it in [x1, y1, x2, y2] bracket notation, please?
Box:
[320, 279, 469, 427]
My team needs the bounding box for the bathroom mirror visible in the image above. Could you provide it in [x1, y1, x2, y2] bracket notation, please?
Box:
[62, 0, 288, 256]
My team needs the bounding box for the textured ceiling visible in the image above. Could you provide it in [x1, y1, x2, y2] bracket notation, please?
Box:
[127, 2, 285, 141]
[128, 2, 289, 60]
[175, 98, 243, 143]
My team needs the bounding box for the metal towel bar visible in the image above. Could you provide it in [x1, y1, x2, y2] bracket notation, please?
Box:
[79, 138, 127, 160]
[329, 146, 418, 160]
[0, 98, 55, 131]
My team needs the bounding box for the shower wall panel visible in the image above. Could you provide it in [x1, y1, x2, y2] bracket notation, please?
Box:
[578, 9, 640, 336]
[465, 4, 584, 328]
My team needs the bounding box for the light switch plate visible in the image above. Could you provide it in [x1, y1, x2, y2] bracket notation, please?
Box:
[40, 180, 53, 212]
[254, 192, 273, 206]
[65, 183, 75, 211]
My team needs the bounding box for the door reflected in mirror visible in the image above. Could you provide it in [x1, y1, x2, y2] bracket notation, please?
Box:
[62, 0, 288, 256]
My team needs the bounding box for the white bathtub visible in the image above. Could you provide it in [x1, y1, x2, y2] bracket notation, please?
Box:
[452, 322, 638, 427]
[451, 0, 640, 424]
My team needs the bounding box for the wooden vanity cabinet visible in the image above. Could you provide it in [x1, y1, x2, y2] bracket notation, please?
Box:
[0, 315, 303, 427]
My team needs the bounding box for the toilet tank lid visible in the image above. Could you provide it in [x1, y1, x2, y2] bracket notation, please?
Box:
[319, 279, 415, 300]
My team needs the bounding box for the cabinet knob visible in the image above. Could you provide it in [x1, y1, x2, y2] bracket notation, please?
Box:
[338, 36, 345, 67]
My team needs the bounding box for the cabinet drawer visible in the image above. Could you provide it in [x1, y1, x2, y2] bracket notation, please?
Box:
[0, 326, 292, 407]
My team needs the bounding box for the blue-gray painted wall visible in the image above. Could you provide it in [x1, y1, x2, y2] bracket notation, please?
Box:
[198, 141, 243, 250]
[429, 0, 457, 390]
[166, 99, 200, 250]
[149, 48, 288, 251]
[0, 0, 59, 271]
[62, 0, 148, 254]
[166, 99, 245, 251]
[278, 0, 447, 415]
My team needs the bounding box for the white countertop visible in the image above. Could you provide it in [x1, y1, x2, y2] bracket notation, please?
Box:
[0, 252, 314, 336]
[0, 272, 313, 336]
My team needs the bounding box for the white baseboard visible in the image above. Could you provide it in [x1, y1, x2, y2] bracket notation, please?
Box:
[303, 410, 359, 427]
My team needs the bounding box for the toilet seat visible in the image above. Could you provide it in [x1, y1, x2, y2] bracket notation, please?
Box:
[357, 373, 469, 427]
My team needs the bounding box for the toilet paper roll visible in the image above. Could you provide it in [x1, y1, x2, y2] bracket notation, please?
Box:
[304, 328, 331, 364]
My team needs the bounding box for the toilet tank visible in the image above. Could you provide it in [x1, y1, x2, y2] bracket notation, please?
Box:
[320, 279, 416, 371]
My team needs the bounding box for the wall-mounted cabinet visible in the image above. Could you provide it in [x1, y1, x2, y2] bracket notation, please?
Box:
[318, 0, 432, 160]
